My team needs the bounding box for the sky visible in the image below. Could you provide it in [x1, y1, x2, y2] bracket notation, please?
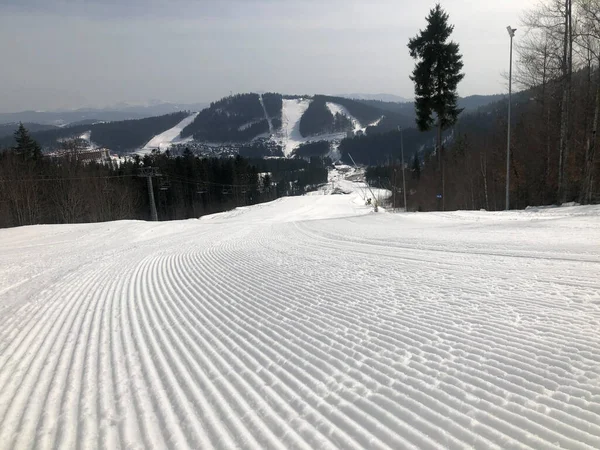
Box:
[0, 0, 536, 113]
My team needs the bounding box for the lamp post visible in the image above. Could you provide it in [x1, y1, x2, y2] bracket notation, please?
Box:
[506, 26, 516, 211]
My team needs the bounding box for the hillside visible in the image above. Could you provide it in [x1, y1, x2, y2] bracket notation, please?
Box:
[173, 92, 506, 159]
[0, 173, 598, 449]
[0, 112, 189, 153]
[0, 92, 509, 158]
[0, 102, 208, 126]
[0, 122, 58, 139]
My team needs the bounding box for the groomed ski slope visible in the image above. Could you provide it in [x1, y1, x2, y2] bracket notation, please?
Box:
[1, 185, 600, 449]
[326, 102, 363, 133]
[280, 98, 312, 156]
[278, 100, 360, 157]
[138, 112, 199, 154]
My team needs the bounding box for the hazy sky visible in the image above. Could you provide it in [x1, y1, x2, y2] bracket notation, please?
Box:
[0, 0, 536, 113]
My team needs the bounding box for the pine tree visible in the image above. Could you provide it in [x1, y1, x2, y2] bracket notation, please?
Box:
[408, 4, 464, 209]
[14, 123, 43, 161]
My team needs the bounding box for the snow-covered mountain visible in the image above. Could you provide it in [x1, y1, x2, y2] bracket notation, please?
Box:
[174, 93, 398, 159]
[3, 92, 507, 158]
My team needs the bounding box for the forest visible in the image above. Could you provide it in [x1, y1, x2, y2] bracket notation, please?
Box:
[181, 93, 275, 142]
[262, 92, 284, 128]
[374, 0, 599, 211]
[299, 97, 353, 137]
[0, 126, 329, 228]
[293, 141, 331, 158]
[340, 127, 440, 166]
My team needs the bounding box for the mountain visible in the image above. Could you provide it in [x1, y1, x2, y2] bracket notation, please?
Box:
[0, 102, 208, 126]
[342, 93, 411, 103]
[178, 93, 416, 158]
[0, 92, 515, 158]
[0, 112, 190, 153]
[0, 122, 58, 139]
[356, 93, 506, 117]
[459, 94, 507, 111]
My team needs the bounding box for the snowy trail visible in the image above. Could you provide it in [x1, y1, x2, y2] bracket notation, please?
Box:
[138, 112, 199, 154]
[280, 98, 311, 157]
[1, 199, 600, 449]
[326, 102, 363, 133]
[259, 94, 274, 135]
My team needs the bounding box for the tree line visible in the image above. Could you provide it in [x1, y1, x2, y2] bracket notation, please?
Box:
[181, 93, 274, 142]
[0, 125, 329, 228]
[299, 97, 353, 137]
[368, 1, 598, 211]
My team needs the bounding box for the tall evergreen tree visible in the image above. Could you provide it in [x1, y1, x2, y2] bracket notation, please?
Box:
[408, 4, 464, 209]
[14, 123, 42, 161]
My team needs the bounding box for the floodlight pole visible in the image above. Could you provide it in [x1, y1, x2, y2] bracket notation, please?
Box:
[506, 26, 516, 211]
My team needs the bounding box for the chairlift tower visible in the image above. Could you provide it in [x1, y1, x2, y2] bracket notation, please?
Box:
[137, 167, 161, 221]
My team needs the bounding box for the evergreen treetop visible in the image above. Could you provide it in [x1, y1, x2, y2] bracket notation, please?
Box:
[14, 123, 43, 161]
[408, 4, 465, 132]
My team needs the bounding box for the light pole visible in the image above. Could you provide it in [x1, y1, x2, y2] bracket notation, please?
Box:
[506, 26, 516, 211]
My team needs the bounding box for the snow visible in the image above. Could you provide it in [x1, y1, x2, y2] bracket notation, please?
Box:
[1, 175, 600, 449]
[137, 112, 199, 155]
[277, 99, 358, 158]
[237, 119, 264, 132]
[279, 98, 312, 156]
[326, 102, 363, 133]
[326, 102, 383, 135]
[306, 166, 391, 209]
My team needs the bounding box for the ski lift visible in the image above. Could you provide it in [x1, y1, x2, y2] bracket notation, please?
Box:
[196, 184, 208, 194]
[222, 187, 232, 195]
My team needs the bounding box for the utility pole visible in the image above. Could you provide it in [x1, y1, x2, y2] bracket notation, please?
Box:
[399, 126, 408, 212]
[138, 167, 161, 221]
[506, 26, 516, 211]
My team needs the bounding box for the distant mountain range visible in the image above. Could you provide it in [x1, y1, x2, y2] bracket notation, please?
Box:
[0, 92, 510, 158]
[0, 102, 208, 126]
[342, 94, 411, 103]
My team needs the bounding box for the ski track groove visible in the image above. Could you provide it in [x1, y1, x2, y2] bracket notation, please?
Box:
[189, 232, 506, 450]
[0, 264, 106, 450]
[178, 250, 402, 450]
[284, 222, 600, 445]
[157, 253, 316, 450]
[205, 238, 526, 449]
[0, 206, 599, 449]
